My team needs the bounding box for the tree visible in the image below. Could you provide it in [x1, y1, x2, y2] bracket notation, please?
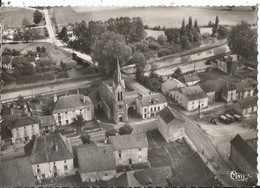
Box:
[105, 128, 117, 138]
[172, 67, 182, 78]
[118, 124, 133, 135]
[22, 62, 36, 75]
[228, 21, 257, 59]
[60, 61, 67, 69]
[21, 18, 31, 28]
[92, 31, 132, 75]
[130, 52, 146, 80]
[212, 16, 219, 36]
[33, 10, 43, 25]
[73, 114, 86, 127]
[80, 132, 91, 144]
[157, 35, 167, 45]
[181, 36, 192, 50]
[217, 25, 228, 40]
[165, 28, 180, 44]
[180, 19, 186, 36]
[17, 95, 25, 106]
[58, 26, 69, 42]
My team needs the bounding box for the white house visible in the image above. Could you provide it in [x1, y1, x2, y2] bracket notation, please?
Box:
[110, 133, 148, 166]
[52, 94, 94, 126]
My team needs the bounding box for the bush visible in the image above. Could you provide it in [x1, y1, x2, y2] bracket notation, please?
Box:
[57, 71, 69, 79]
[44, 73, 55, 80]
[158, 48, 172, 57]
[118, 124, 133, 135]
[148, 41, 162, 51]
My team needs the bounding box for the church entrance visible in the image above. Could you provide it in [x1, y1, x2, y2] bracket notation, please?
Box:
[118, 116, 123, 122]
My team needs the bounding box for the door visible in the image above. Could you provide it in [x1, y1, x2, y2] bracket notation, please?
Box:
[119, 116, 123, 122]
[129, 158, 132, 165]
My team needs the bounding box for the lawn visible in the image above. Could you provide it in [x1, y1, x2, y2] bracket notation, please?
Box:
[52, 6, 257, 29]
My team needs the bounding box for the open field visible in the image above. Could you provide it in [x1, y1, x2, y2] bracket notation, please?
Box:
[2, 7, 35, 28]
[53, 6, 257, 28]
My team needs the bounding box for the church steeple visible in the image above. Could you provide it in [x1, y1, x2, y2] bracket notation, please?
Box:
[113, 57, 125, 89]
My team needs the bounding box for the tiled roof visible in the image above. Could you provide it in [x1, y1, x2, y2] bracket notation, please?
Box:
[53, 94, 93, 113]
[178, 85, 208, 101]
[138, 93, 167, 106]
[0, 156, 35, 187]
[158, 107, 185, 128]
[200, 79, 226, 93]
[182, 73, 200, 83]
[98, 82, 113, 109]
[30, 134, 73, 164]
[134, 166, 173, 187]
[162, 78, 185, 91]
[235, 97, 257, 109]
[125, 91, 138, 106]
[88, 89, 101, 105]
[235, 81, 254, 93]
[111, 133, 148, 151]
[10, 116, 38, 129]
[77, 145, 116, 173]
[231, 134, 257, 169]
[1, 115, 19, 140]
[39, 115, 56, 128]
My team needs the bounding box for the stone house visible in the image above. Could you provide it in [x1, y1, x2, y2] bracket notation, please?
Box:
[221, 82, 237, 102]
[161, 78, 186, 96]
[77, 145, 116, 182]
[38, 115, 57, 134]
[52, 94, 94, 126]
[180, 73, 200, 86]
[110, 133, 148, 166]
[235, 81, 255, 100]
[29, 134, 74, 181]
[233, 97, 257, 116]
[172, 85, 208, 111]
[8, 116, 40, 144]
[158, 107, 185, 142]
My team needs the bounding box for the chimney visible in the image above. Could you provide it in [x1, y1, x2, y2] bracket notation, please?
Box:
[54, 94, 58, 103]
[54, 143, 58, 151]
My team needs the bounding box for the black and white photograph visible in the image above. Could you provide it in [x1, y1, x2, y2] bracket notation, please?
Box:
[0, 1, 258, 187]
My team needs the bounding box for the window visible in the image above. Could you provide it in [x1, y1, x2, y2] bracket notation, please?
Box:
[42, 174, 45, 179]
[24, 127, 26, 129]
[37, 165, 39, 167]
[32, 125, 34, 127]
[64, 160, 66, 163]
[37, 169, 40, 173]
[65, 112, 68, 114]
[138, 148, 142, 151]
[66, 120, 69, 124]
[154, 107, 156, 111]
[119, 151, 122, 158]
[64, 165, 68, 170]
[144, 108, 147, 113]
[192, 101, 194, 104]
[53, 162, 56, 165]
[118, 105, 123, 110]
[16, 128, 18, 130]
[158, 106, 160, 110]
[150, 107, 153, 111]
[34, 176, 38, 180]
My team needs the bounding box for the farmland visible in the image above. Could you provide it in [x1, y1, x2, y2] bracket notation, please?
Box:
[52, 6, 257, 29]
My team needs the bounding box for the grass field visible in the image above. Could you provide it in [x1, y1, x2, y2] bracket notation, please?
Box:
[53, 6, 257, 28]
[2, 7, 35, 28]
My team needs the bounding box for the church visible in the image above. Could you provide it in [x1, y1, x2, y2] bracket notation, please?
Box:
[89, 60, 168, 124]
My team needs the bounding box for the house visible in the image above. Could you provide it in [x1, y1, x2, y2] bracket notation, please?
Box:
[1, 114, 20, 146]
[234, 81, 254, 100]
[28, 102, 44, 117]
[233, 97, 257, 116]
[77, 145, 116, 182]
[0, 156, 35, 187]
[161, 78, 186, 96]
[136, 93, 167, 119]
[110, 133, 148, 166]
[230, 134, 257, 182]
[180, 73, 200, 86]
[67, 25, 74, 36]
[133, 166, 174, 187]
[89, 60, 167, 124]
[199, 79, 226, 102]
[2, 55, 13, 70]
[8, 116, 40, 144]
[172, 85, 208, 111]
[158, 107, 185, 142]
[38, 115, 57, 134]
[29, 134, 74, 181]
[221, 82, 237, 102]
[52, 94, 94, 126]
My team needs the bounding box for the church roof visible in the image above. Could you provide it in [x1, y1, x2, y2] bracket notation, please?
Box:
[113, 58, 125, 89]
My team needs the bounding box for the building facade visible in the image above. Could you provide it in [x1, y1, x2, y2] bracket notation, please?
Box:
[111, 133, 148, 166]
[52, 94, 94, 126]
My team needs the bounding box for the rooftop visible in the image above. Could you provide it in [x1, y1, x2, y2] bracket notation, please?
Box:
[139, 93, 167, 106]
[158, 106, 185, 127]
[162, 78, 185, 91]
[199, 79, 226, 93]
[111, 133, 148, 151]
[10, 116, 38, 129]
[182, 73, 200, 83]
[178, 85, 208, 101]
[30, 134, 73, 164]
[77, 145, 116, 173]
[88, 89, 101, 105]
[53, 94, 93, 113]
[230, 134, 257, 169]
[39, 115, 56, 128]
[235, 97, 257, 109]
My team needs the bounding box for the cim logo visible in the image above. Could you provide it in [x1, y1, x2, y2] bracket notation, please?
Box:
[227, 170, 251, 181]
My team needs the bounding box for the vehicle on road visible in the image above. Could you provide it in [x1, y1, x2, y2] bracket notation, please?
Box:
[225, 114, 235, 122]
[219, 115, 231, 124]
[233, 114, 242, 121]
[210, 118, 218, 125]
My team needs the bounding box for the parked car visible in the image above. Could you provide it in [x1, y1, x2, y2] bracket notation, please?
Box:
[225, 114, 235, 123]
[210, 118, 218, 125]
[233, 114, 242, 121]
[219, 115, 231, 124]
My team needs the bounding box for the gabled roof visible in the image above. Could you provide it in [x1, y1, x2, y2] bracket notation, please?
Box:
[88, 89, 101, 105]
[199, 79, 226, 93]
[39, 115, 56, 128]
[134, 166, 173, 187]
[0, 156, 35, 187]
[10, 116, 38, 129]
[1, 115, 20, 140]
[158, 107, 185, 128]
[113, 59, 126, 89]
[182, 73, 200, 83]
[98, 82, 113, 109]
[177, 85, 208, 101]
[30, 134, 73, 164]
[162, 78, 185, 91]
[235, 97, 257, 109]
[231, 134, 257, 169]
[138, 93, 167, 106]
[77, 145, 116, 173]
[125, 91, 138, 106]
[111, 133, 148, 151]
[235, 81, 254, 92]
[53, 94, 93, 113]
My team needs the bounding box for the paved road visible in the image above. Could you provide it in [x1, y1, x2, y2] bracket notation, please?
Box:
[1, 77, 101, 102]
[168, 104, 240, 186]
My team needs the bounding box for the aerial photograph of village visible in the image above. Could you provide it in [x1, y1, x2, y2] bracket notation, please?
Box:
[0, 3, 258, 187]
